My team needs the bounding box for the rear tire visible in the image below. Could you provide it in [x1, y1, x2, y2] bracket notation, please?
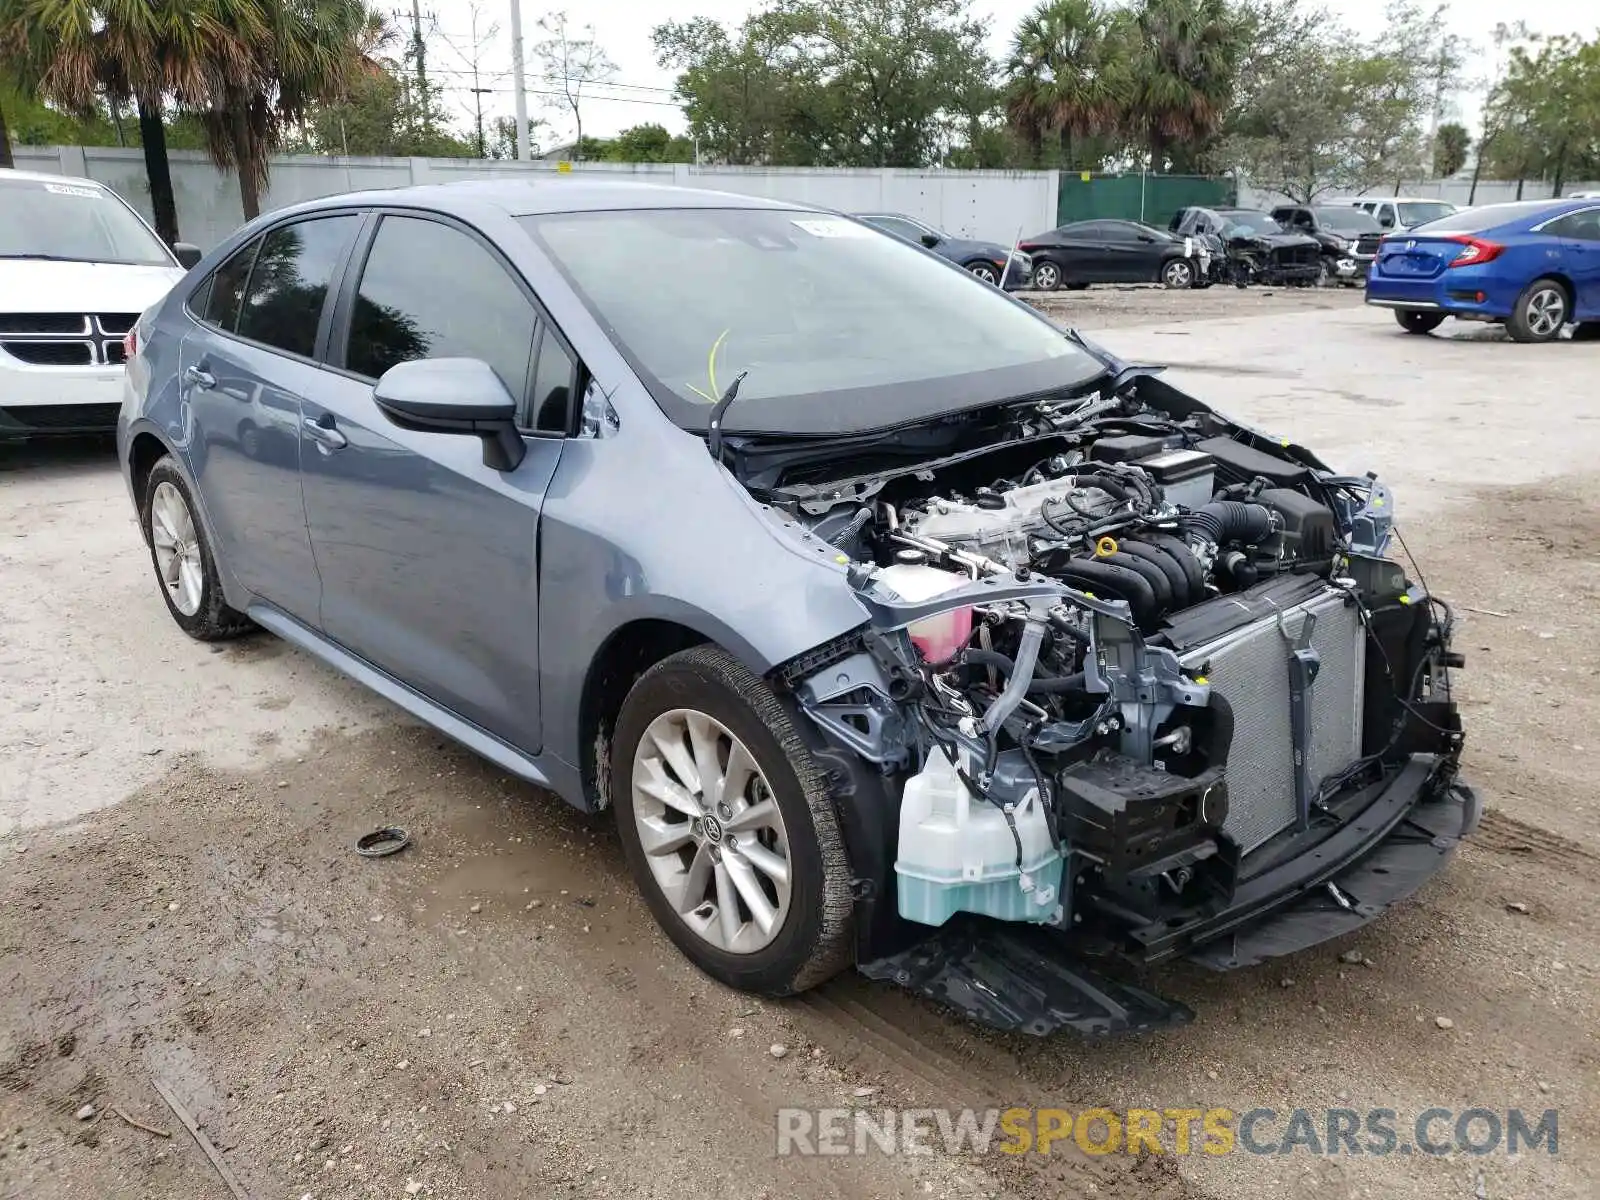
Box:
[1506, 277, 1570, 342]
[1395, 310, 1445, 335]
[965, 260, 1000, 285]
[612, 644, 854, 996]
[140, 457, 253, 640]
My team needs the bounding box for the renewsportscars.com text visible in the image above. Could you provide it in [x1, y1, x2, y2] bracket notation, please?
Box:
[775, 1106, 1559, 1158]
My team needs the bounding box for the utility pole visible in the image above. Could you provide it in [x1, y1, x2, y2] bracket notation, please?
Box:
[509, 0, 529, 160]
[411, 0, 429, 137]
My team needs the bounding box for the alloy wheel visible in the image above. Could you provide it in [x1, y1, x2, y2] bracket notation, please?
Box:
[1164, 260, 1193, 288]
[969, 263, 999, 284]
[631, 708, 792, 954]
[149, 481, 204, 617]
[1525, 287, 1566, 338]
[1033, 262, 1060, 290]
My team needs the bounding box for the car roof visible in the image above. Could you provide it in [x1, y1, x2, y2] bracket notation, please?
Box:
[294, 177, 810, 219]
[0, 167, 112, 191]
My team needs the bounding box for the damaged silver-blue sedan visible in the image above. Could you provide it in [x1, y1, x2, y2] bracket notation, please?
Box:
[118, 180, 1474, 1034]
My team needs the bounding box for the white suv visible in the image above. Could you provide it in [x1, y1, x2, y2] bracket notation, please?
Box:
[0, 169, 195, 438]
[1349, 197, 1458, 233]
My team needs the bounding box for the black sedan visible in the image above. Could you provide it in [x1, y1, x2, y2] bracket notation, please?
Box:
[855, 212, 1032, 288]
[1017, 219, 1204, 290]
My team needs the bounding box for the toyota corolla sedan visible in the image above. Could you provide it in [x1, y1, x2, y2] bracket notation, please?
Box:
[118, 181, 1474, 1035]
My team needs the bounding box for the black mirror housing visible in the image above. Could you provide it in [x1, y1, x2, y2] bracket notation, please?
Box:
[372, 357, 526, 471]
[920, 233, 940, 248]
[173, 242, 203, 269]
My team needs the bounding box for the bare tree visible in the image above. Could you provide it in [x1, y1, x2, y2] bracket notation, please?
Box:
[532, 11, 616, 160]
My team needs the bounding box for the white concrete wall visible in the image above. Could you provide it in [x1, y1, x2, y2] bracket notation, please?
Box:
[1239, 177, 1600, 210]
[11, 146, 1060, 251]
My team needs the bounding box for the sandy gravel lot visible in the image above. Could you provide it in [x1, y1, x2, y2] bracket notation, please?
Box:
[3, 293, 1598, 1200]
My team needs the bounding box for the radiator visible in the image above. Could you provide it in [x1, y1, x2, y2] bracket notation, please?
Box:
[1180, 588, 1365, 853]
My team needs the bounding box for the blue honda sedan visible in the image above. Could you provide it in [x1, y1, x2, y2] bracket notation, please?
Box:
[1364, 197, 1600, 341]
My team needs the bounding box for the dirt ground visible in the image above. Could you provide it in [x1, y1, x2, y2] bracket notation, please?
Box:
[1021, 281, 1367, 329]
[3, 293, 1598, 1200]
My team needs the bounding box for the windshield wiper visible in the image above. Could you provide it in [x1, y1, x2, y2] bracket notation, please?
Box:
[705, 369, 749, 464]
[0, 253, 96, 262]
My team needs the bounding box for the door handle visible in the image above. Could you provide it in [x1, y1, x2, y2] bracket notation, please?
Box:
[302, 415, 348, 452]
[183, 364, 215, 390]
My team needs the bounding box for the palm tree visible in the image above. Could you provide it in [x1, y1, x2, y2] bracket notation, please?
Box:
[196, 0, 384, 220]
[1124, 0, 1242, 173]
[1005, 0, 1125, 170]
[1, 0, 261, 243]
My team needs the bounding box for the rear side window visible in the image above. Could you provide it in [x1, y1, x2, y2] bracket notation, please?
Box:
[235, 216, 359, 358]
[346, 215, 537, 402]
[198, 237, 261, 332]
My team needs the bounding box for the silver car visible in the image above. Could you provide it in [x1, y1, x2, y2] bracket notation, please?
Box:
[119, 181, 1473, 1034]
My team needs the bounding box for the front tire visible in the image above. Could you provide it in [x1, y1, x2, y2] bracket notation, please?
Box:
[1161, 258, 1195, 289]
[612, 645, 854, 996]
[140, 457, 253, 640]
[1506, 277, 1569, 342]
[1395, 310, 1445, 335]
[1031, 261, 1062, 291]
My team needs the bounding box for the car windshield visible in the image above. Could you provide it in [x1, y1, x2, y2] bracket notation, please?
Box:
[524, 207, 1103, 435]
[1313, 208, 1382, 234]
[1396, 202, 1456, 226]
[0, 177, 172, 266]
[1220, 212, 1282, 237]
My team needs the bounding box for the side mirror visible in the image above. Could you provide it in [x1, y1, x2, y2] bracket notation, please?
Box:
[919, 233, 940, 249]
[1136, 232, 1156, 242]
[372, 357, 525, 471]
[173, 242, 203, 269]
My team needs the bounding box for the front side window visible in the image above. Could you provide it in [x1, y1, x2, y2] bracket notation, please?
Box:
[0, 176, 172, 266]
[235, 216, 359, 357]
[863, 215, 928, 242]
[529, 325, 576, 433]
[346, 215, 537, 402]
[1397, 201, 1456, 227]
[524, 207, 1101, 437]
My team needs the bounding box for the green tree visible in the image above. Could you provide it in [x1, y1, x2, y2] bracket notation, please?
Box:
[1480, 32, 1600, 193]
[1004, 0, 1126, 170]
[1432, 120, 1469, 176]
[287, 60, 477, 157]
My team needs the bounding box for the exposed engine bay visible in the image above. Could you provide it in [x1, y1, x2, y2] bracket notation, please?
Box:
[742, 366, 1470, 1031]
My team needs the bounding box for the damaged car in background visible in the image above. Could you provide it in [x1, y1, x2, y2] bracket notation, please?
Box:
[119, 183, 1474, 1037]
[1171, 206, 1324, 287]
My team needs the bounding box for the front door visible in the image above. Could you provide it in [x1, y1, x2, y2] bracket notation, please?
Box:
[180, 214, 362, 622]
[298, 213, 575, 753]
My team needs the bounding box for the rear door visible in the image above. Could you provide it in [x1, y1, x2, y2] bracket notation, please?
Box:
[179, 213, 363, 622]
[298, 211, 572, 753]
[1544, 207, 1600, 316]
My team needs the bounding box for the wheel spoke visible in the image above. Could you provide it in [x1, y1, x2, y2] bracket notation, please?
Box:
[713, 861, 742, 947]
[685, 713, 724, 808]
[721, 741, 758, 809]
[178, 556, 203, 614]
[636, 757, 702, 819]
[648, 723, 700, 794]
[724, 796, 777, 833]
[662, 843, 713, 915]
[637, 814, 695, 858]
[723, 853, 777, 935]
[737, 839, 789, 887]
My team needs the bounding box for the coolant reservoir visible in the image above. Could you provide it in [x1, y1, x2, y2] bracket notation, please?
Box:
[895, 746, 1062, 926]
[877, 563, 972, 663]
